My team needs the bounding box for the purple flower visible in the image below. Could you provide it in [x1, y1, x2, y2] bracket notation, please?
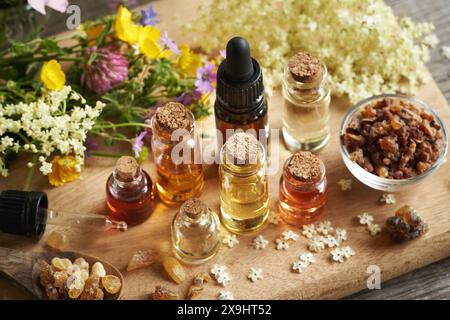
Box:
[195, 61, 216, 94]
[140, 5, 159, 26]
[176, 90, 202, 106]
[28, 0, 68, 15]
[81, 46, 128, 94]
[161, 32, 180, 55]
[133, 131, 147, 158]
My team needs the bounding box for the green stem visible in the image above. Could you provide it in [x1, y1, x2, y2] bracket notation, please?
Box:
[87, 151, 128, 158]
[0, 55, 82, 65]
[23, 155, 37, 191]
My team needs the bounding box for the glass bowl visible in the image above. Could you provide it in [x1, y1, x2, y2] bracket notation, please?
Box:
[339, 94, 448, 192]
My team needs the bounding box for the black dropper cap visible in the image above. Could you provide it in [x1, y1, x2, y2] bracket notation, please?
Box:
[215, 37, 265, 121]
[0, 190, 48, 238]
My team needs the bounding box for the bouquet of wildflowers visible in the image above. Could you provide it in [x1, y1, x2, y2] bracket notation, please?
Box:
[0, 3, 214, 189]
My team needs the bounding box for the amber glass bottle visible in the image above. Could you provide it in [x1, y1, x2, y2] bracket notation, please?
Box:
[215, 37, 268, 148]
[150, 102, 204, 205]
[106, 156, 155, 226]
[279, 151, 328, 227]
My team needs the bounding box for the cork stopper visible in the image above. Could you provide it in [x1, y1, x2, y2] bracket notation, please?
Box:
[288, 52, 322, 83]
[225, 132, 259, 165]
[287, 151, 321, 182]
[181, 198, 207, 219]
[115, 156, 139, 181]
[155, 102, 192, 131]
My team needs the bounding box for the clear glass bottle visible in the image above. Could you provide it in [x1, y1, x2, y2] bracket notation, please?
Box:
[279, 152, 328, 227]
[219, 132, 269, 234]
[150, 102, 204, 205]
[171, 198, 221, 264]
[282, 52, 331, 152]
[106, 156, 155, 226]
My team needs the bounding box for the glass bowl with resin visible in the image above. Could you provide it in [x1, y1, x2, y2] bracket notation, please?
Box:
[339, 94, 448, 192]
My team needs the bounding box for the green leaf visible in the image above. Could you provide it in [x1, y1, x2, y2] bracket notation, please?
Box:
[96, 19, 113, 47]
[40, 39, 65, 55]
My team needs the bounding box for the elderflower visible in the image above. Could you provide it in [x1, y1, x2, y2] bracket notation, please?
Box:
[189, 0, 436, 103]
[247, 268, 263, 282]
[222, 234, 239, 248]
[0, 86, 104, 184]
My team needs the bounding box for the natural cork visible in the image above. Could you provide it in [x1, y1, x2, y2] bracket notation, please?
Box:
[225, 132, 259, 165]
[287, 151, 321, 182]
[182, 198, 207, 219]
[155, 102, 192, 131]
[115, 156, 139, 181]
[288, 52, 322, 83]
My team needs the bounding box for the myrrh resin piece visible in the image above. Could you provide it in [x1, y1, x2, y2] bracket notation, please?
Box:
[126, 250, 157, 272]
[153, 285, 178, 300]
[386, 205, 428, 242]
[163, 256, 186, 284]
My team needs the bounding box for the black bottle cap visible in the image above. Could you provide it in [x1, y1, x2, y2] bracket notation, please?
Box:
[225, 37, 254, 82]
[0, 190, 48, 238]
[215, 37, 266, 122]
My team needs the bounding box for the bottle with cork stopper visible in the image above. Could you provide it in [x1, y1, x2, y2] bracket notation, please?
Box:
[219, 132, 269, 234]
[279, 151, 328, 227]
[282, 52, 331, 152]
[106, 156, 155, 226]
[171, 198, 221, 264]
[150, 102, 204, 205]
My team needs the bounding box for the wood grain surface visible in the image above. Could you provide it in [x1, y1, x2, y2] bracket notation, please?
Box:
[1, 0, 450, 300]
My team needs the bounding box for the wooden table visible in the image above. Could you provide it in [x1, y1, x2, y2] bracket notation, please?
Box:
[1, 0, 450, 300]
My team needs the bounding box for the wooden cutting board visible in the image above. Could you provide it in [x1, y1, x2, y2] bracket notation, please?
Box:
[1, 0, 450, 300]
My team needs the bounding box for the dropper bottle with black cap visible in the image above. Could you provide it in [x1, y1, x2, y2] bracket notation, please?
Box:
[215, 37, 268, 148]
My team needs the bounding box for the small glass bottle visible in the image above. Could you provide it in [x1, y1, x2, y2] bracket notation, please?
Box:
[219, 132, 269, 234]
[150, 102, 204, 205]
[279, 151, 328, 227]
[282, 52, 331, 152]
[171, 198, 221, 264]
[106, 156, 155, 226]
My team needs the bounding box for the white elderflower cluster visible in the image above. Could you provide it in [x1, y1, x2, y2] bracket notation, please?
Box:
[0, 86, 104, 177]
[189, 0, 436, 103]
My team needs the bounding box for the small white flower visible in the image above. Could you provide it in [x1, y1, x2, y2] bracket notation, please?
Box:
[282, 230, 299, 242]
[222, 234, 239, 248]
[423, 34, 439, 48]
[334, 228, 348, 242]
[300, 253, 316, 265]
[253, 235, 268, 250]
[39, 161, 52, 175]
[216, 272, 232, 286]
[275, 238, 290, 251]
[357, 212, 374, 225]
[211, 264, 227, 277]
[337, 179, 352, 191]
[308, 236, 325, 253]
[268, 211, 281, 225]
[379, 193, 396, 205]
[342, 246, 355, 259]
[301, 224, 317, 239]
[330, 248, 346, 263]
[367, 223, 382, 236]
[323, 235, 340, 248]
[292, 260, 309, 273]
[316, 221, 333, 235]
[247, 268, 263, 282]
[441, 46, 450, 60]
[218, 291, 234, 300]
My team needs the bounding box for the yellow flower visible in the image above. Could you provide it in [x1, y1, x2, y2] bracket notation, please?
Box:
[138, 25, 167, 59]
[40, 60, 66, 91]
[176, 45, 202, 76]
[114, 5, 140, 44]
[48, 156, 81, 187]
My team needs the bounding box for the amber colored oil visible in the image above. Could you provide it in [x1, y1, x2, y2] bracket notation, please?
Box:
[106, 171, 155, 226]
[151, 111, 204, 206]
[278, 160, 328, 227]
[155, 160, 204, 205]
[219, 143, 269, 234]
